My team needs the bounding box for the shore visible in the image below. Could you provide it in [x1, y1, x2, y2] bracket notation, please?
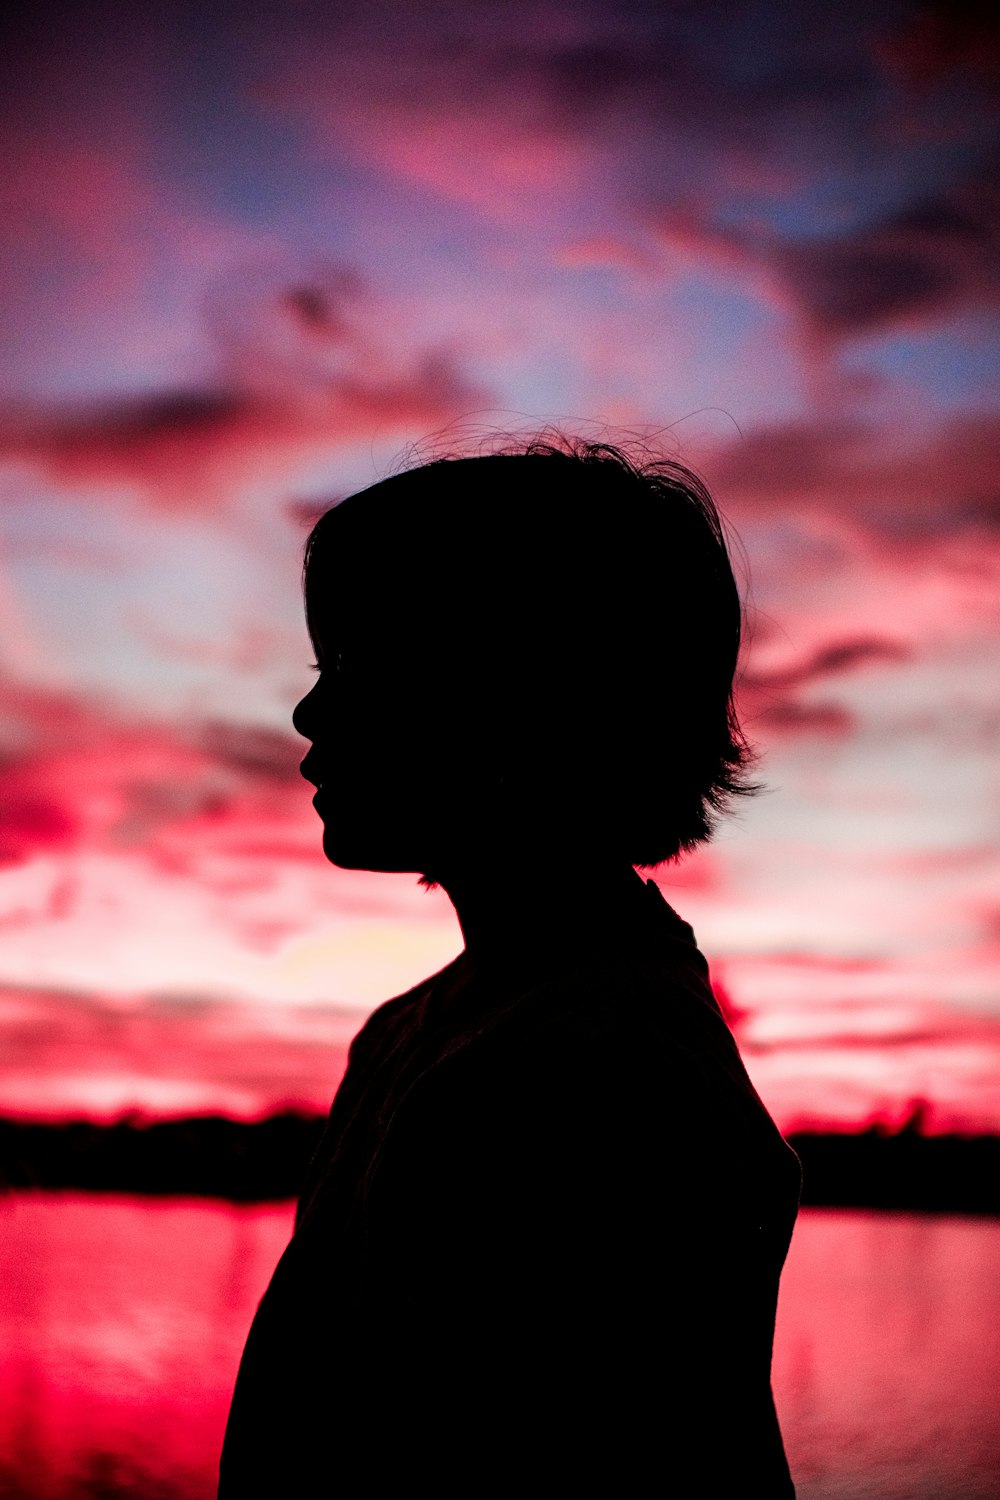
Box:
[2, 1112, 998, 1214]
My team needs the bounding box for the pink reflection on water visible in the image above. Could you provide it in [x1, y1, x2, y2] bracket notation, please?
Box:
[773, 1209, 1000, 1500]
[0, 1194, 293, 1499]
[0, 1195, 998, 1499]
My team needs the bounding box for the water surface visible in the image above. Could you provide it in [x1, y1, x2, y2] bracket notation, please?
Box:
[1, 1196, 997, 1499]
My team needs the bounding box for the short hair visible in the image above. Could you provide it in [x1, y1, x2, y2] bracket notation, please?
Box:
[301, 434, 759, 870]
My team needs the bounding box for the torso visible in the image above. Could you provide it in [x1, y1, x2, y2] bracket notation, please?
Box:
[220, 881, 801, 1497]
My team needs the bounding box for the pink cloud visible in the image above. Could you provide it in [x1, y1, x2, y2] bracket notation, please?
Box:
[359, 120, 586, 220]
[253, 19, 599, 222]
[709, 950, 1000, 1135]
[0, 126, 288, 392]
[1, 137, 152, 297]
[702, 407, 1000, 548]
[0, 102, 492, 505]
[708, 624, 919, 746]
[746, 700, 855, 739]
[0, 782, 79, 866]
[4, 968, 998, 1134]
[253, 5, 894, 226]
[553, 237, 662, 277]
[1, 344, 491, 513]
[746, 636, 911, 690]
[0, 671, 311, 872]
[743, 1024, 1000, 1136]
[733, 634, 911, 740]
[0, 984, 355, 1122]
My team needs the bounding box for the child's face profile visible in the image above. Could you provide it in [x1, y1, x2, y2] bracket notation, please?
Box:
[292, 555, 488, 877]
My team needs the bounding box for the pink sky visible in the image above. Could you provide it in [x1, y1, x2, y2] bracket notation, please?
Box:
[1, 0, 998, 1131]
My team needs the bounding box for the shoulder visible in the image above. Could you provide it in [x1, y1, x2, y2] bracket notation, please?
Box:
[486, 942, 731, 1069]
[343, 954, 461, 1068]
[401, 943, 737, 1140]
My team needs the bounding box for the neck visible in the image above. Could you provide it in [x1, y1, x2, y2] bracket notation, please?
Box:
[436, 855, 651, 967]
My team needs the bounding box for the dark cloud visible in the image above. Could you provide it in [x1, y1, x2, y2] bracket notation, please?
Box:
[0, 264, 491, 509]
[737, 635, 909, 740]
[734, 636, 905, 741]
[8, 390, 254, 459]
[707, 417, 871, 498]
[785, 242, 952, 335]
[270, 1, 880, 143]
[748, 699, 856, 738]
[877, 0, 1000, 87]
[705, 408, 1000, 543]
[653, 162, 1000, 343]
[745, 636, 911, 692]
[281, 284, 357, 339]
[197, 720, 302, 783]
[778, 176, 1000, 338]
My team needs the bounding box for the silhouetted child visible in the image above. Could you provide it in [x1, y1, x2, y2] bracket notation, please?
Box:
[219, 438, 801, 1496]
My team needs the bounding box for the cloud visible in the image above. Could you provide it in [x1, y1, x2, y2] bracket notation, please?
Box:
[198, 720, 302, 784]
[736, 637, 900, 741]
[0, 124, 284, 394]
[0, 981, 357, 1120]
[704, 407, 1000, 544]
[252, 1, 890, 226]
[706, 416, 873, 499]
[732, 634, 912, 740]
[652, 164, 1000, 345]
[553, 237, 661, 277]
[747, 699, 855, 738]
[249, 0, 1000, 299]
[777, 185, 1000, 340]
[0, 782, 80, 866]
[0, 670, 309, 870]
[0, 264, 492, 510]
[746, 636, 911, 691]
[125, 615, 288, 676]
[285, 496, 347, 533]
[876, 1, 1000, 88]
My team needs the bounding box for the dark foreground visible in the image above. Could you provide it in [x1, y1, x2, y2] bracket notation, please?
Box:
[2, 1113, 999, 1213]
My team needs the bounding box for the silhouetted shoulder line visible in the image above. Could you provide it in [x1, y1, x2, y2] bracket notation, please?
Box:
[345, 951, 464, 1059]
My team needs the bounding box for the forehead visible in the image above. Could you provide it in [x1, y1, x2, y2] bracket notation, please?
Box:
[306, 521, 409, 647]
[304, 474, 474, 635]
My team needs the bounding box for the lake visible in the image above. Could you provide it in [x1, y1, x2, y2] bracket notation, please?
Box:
[0, 1196, 997, 1499]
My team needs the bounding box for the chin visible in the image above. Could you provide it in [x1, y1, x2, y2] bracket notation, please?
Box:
[320, 823, 425, 876]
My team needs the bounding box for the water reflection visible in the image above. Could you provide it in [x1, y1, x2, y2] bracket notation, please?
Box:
[773, 1208, 1000, 1500]
[0, 1195, 293, 1500]
[0, 1195, 997, 1499]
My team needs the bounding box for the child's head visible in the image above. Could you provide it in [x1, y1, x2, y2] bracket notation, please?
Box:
[293, 437, 757, 882]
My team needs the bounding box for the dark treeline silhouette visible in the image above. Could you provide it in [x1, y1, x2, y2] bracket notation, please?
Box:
[3, 1111, 998, 1215]
[0, 1112, 325, 1202]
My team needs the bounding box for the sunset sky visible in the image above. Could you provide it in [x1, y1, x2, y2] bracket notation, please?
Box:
[1, 0, 998, 1132]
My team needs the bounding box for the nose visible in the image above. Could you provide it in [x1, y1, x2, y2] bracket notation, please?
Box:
[293, 681, 328, 787]
[292, 683, 317, 741]
[293, 688, 318, 776]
